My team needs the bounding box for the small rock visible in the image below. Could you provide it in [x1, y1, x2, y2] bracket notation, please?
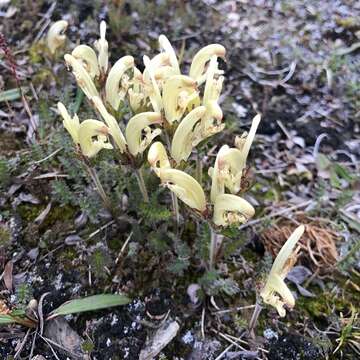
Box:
[187, 284, 201, 305]
[65, 234, 82, 245]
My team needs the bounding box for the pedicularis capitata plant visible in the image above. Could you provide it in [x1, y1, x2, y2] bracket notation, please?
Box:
[53, 21, 305, 319]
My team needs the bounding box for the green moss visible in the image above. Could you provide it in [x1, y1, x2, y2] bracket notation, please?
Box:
[90, 248, 111, 279]
[40, 204, 76, 229]
[0, 226, 11, 246]
[0, 159, 11, 190]
[17, 204, 43, 222]
[81, 340, 95, 353]
[297, 291, 353, 318]
[297, 295, 331, 318]
[0, 132, 23, 155]
[28, 42, 44, 64]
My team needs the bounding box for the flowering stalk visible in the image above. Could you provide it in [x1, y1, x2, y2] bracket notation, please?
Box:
[134, 167, 149, 203]
[80, 153, 117, 219]
[249, 225, 305, 335]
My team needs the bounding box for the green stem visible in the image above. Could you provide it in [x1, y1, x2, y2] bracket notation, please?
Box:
[134, 167, 149, 203]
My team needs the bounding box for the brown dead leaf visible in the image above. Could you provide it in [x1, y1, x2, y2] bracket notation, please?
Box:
[3, 260, 13, 292]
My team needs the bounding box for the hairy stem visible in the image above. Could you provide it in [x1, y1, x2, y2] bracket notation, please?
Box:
[195, 150, 202, 184]
[81, 153, 116, 218]
[87, 165, 112, 211]
[171, 192, 180, 230]
[134, 167, 149, 203]
[209, 226, 224, 270]
[163, 128, 180, 227]
[209, 226, 216, 270]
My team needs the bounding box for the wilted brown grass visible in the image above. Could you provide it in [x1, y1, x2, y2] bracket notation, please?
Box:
[261, 218, 339, 273]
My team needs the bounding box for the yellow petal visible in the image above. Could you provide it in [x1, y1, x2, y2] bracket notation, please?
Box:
[189, 44, 226, 81]
[143, 55, 163, 112]
[162, 75, 197, 124]
[271, 225, 305, 276]
[143, 53, 170, 86]
[220, 148, 244, 193]
[170, 106, 206, 163]
[158, 168, 206, 212]
[47, 20, 68, 54]
[105, 55, 135, 110]
[78, 119, 112, 157]
[234, 114, 261, 168]
[260, 274, 294, 317]
[64, 54, 99, 99]
[200, 56, 224, 139]
[209, 145, 231, 203]
[210, 114, 261, 194]
[148, 141, 170, 170]
[260, 225, 305, 317]
[125, 112, 162, 156]
[57, 102, 80, 144]
[94, 21, 108, 74]
[128, 67, 145, 112]
[158, 34, 180, 74]
[72, 45, 100, 79]
[91, 96, 127, 153]
[213, 194, 255, 226]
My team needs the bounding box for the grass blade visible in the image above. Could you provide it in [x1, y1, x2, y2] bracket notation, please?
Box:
[0, 88, 27, 102]
[48, 294, 131, 320]
[0, 314, 16, 325]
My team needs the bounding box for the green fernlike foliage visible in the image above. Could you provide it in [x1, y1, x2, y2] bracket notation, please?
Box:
[0, 159, 11, 190]
[139, 192, 172, 223]
[198, 270, 240, 296]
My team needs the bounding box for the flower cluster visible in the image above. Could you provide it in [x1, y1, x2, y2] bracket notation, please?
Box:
[54, 21, 306, 319]
[57, 21, 261, 227]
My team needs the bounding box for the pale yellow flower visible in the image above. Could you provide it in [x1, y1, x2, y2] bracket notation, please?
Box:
[148, 141, 171, 170]
[125, 112, 162, 156]
[71, 45, 100, 79]
[260, 225, 305, 317]
[213, 194, 255, 226]
[94, 21, 108, 74]
[162, 75, 197, 124]
[64, 54, 99, 99]
[143, 55, 163, 112]
[200, 56, 225, 140]
[143, 53, 177, 90]
[91, 96, 127, 153]
[128, 68, 146, 113]
[47, 20, 68, 54]
[189, 44, 226, 82]
[155, 168, 207, 213]
[105, 55, 135, 110]
[233, 114, 261, 173]
[158, 34, 181, 75]
[78, 119, 113, 158]
[170, 106, 206, 164]
[209, 114, 261, 200]
[208, 145, 230, 203]
[57, 102, 80, 144]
